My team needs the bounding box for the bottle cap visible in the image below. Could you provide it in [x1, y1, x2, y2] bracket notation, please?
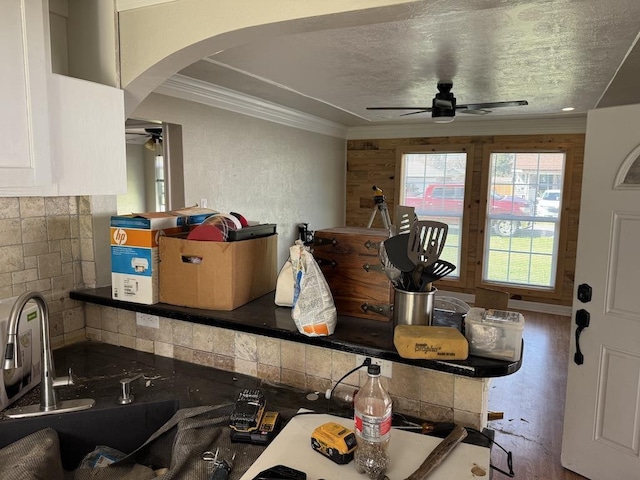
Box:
[367, 364, 381, 375]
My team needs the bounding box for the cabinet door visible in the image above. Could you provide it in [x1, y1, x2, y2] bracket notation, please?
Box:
[50, 74, 127, 196]
[0, 0, 52, 190]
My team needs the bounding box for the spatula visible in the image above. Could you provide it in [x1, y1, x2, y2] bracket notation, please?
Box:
[395, 205, 416, 235]
[419, 260, 457, 292]
[407, 221, 449, 290]
[383, 233, 414, 273]
[407, 220, 449, 268]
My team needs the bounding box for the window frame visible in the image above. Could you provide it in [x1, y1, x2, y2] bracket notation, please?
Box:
[395, 144, 475, 290]
[477, 143, 575, 299]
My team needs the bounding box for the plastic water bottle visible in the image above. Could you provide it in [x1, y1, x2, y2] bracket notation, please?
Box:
[325, 384, 359, 405]
[353, 364, 392, 479]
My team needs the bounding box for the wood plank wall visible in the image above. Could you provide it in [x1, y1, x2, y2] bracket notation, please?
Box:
[346, 134, 585, 306]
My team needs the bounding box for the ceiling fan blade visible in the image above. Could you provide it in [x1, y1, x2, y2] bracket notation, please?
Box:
[458, 100, 528, 110]
[459, 109, 490, 115]
[400, 109, 433, 116]
[366, 107, 431, 110]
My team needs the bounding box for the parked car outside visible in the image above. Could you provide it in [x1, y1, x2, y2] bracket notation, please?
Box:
[536, 189, 561, 217]
[404, 183, 533, 236]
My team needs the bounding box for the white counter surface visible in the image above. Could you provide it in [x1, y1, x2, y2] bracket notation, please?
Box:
[240, 412, 490, 480]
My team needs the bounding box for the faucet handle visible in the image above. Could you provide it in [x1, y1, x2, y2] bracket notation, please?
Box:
[52, 368, 75, 388]
[2, 334, 20, 370]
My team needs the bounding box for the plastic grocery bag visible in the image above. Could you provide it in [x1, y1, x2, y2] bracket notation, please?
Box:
[289, 240, 337, 336]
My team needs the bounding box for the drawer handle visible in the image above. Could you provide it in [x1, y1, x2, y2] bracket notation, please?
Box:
[316, 258, 338, 268]
[314, 237, 338, 246]
[364, 240, 381, 250]
[361, 303, 391, 317]
[363, 263, 384, 273]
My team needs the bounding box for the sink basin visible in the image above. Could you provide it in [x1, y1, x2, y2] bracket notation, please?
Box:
[0, 398, 179, 470]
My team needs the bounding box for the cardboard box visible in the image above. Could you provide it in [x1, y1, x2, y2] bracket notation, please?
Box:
[0, 300, 41, 412]
[159, 234, 278, 310]
[110, 208, 217, 305]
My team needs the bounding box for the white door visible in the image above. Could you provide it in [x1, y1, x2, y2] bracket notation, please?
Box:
[562, 103, 640, 478]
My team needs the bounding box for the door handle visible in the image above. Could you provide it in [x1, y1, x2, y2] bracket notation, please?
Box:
[574, 309, 590, 365]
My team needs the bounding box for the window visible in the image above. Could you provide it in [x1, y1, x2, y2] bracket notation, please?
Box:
[399, 149, 471, 279]
[482, 151, 565, 289]
[155, 154, 166, 212]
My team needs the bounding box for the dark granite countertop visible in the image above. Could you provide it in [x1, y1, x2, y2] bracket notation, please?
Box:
[1, 342, 492, 450]
[70, 287, 522, 378]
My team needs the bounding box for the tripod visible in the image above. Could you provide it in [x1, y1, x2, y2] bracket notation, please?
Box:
[367, 186, 394, 236]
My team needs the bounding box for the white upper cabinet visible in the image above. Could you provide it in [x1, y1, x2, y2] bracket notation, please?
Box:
[0, 0, 126, 197]
[0, 0, 53, 193]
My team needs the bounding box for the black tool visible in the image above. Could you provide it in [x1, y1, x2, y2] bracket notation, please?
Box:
[229, 389, 266, 443]
[251, 465, 306, 480]
[202, 449, 236, 480]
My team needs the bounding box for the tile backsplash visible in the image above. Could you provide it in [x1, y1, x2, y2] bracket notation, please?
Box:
[85, 304, 489, 429]
[0, 196, 94, 349]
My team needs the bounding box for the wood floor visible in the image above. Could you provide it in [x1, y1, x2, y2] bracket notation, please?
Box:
[488, 310, 589, 480]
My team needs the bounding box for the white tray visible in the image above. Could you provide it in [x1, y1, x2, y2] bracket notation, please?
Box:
[239, 412, 490, 480]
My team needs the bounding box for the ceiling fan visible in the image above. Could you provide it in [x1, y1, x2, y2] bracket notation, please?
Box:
[366, 82, 528, 123]
[125, 127, 163, 150]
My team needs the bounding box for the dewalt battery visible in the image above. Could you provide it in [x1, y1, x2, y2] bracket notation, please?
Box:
[310, 422, 357, 464]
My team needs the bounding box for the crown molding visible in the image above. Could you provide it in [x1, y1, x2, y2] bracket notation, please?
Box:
[156, 75, 348, 139]
[346, 115, 588, 140]
[116, 0, 177, 12]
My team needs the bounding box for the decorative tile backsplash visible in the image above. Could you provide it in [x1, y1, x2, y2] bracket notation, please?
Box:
[85, 304, 489, 429]
[0, 196, 93, 349]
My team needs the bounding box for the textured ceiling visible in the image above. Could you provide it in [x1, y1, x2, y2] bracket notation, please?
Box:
[175, 0, 640, 126]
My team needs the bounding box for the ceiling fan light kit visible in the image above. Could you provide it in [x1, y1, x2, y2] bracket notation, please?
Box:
[433, 116, 455, 124]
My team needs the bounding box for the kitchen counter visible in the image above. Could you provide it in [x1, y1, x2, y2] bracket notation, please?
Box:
[71, 287, 522, 378]
[1, 342, 493, 469]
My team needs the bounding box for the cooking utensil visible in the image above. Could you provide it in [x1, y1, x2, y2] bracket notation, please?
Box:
[407, 221, 449, 268]
[379, 242, 402, 288]
[407, 221, 449, 290]
[419, 260, 456, 292]
[383, 234, 414, 273]
[395, 205, 416, 235]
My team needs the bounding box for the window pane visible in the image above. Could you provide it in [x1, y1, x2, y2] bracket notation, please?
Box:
[483, 152, 565, 288]
[401, 152, 467, 278]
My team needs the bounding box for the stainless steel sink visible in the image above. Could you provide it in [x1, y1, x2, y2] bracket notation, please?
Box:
[0, 398, 179, 470]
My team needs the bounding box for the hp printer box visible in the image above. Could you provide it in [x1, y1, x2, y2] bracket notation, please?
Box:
[111, 208, 216, 304]
[0, 300, 41, 412]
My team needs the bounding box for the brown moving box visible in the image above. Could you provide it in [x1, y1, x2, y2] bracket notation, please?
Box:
[313, 227, 394, 321]
[159, 234, 277, 310]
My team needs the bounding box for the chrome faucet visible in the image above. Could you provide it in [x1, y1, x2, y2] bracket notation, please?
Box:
[2, 291, 95, 418]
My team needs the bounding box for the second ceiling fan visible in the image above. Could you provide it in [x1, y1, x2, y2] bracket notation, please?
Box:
[366, 82, 528, 123]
